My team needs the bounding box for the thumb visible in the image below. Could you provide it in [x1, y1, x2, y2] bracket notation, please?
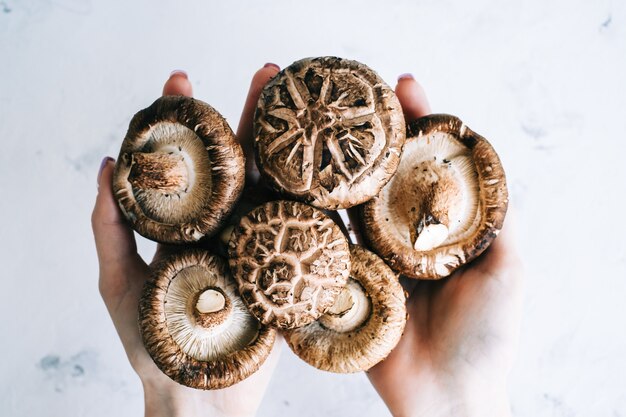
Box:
[92, 157, 141, 280]
[236, 63, 281, 183]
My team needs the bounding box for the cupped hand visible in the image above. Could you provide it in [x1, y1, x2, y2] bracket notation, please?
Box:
[358, 76, 524, 417]
[91, 65, 282, 417]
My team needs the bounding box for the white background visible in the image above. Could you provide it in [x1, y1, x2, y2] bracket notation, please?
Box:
[1, 0, 625, 416]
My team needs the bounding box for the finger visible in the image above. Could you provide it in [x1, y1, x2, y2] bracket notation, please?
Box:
[236, 63, 281, 181]
[476, 207, 522, 274]
[92, 158, 143, 295]
[395, 74, 431, 121]
[162, 70, 193, 96]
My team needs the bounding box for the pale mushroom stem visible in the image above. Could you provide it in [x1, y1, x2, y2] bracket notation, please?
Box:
[326, 288, 355, 316]
[411, 184, 450, 251]
[128, 152, 189, 193]
[412, 213, 449, 251]
[319, 280, 370, 333]
[193, 288, 230, 329]
[196, 289, 226, 314]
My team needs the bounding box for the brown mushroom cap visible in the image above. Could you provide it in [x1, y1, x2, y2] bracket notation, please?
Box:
[284, 245, 406, 373]
[139, 249, 276, 390]
[362, 114, 508, 279]
[113, 96, 245, 244]
[254, 56, 406, 210]
[228, 200, 351, 329]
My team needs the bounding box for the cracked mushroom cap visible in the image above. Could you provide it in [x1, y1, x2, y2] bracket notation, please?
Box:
[113, 96, 245, 244]
[228, 200, 351, 329]
[362, 114, 508, 279]
[139, 249, 276, 390]
[254, 56, 406, 210]
[284, 245, 406, 373]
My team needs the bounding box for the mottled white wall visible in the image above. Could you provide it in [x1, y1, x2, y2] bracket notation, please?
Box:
[1, 0, 625, 416]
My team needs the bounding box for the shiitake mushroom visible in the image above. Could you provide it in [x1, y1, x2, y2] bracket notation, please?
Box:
[362, 114, 508, 279]
[284, 245, 406, 373]
[113, 96, 245, 244]
[139, 249, 276, 389]
[254, 57, 406, 210]
[227, 200, 351, 330]
[120, 63, 508, 389]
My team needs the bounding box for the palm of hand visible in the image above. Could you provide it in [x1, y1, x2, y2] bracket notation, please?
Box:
[367, 230, 523, 415]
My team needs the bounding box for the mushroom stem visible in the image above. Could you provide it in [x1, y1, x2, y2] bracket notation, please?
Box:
[128, 152, 189, 193]
[196, 289, 226, 314]
[319, 279, 370, 333]
[326, 288, 355, 316]
[412, 214, 449, 251]
[410, 181, 452, 251]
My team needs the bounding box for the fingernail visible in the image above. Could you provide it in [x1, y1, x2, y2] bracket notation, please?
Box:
[169, 70, 188, 79]
[264, 63, 280, 71]
[398, 73, 414, 81]
[98, 156, 115, 186]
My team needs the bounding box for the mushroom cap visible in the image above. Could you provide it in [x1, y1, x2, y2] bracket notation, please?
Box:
[139, 249, 276, 390]
[362, 114, 508, 279]
[284, 245, 406, 373]
[254, 56, 406, 210]
[228, 200, 351, 329]
[113, 96, 245, 244]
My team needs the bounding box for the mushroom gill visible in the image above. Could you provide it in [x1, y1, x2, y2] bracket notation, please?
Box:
[163, 264, 259, 362]
[139, 249, 276, 390]
[129, 122, 213, 225]
[318, 278, 371, 333]
[113, 96, 245, 244]
[362, 114, 508, 279]
[284, 245, 406, 373]
[387, 131, 480, 252]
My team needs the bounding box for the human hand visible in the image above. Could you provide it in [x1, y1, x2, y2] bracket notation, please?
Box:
[91, 65, 282, 417]
[355, 76, 524, 417]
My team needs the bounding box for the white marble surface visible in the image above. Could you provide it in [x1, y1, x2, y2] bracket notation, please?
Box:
[1, 0, 625, 416]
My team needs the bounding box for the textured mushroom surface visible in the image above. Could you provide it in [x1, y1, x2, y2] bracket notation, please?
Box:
[363, 114, 508, 279]
[284, 245, 406, 373]
[139, 249, 276, 390]
[254, 56, 406, 209]
[228, 200, 351, 329]
[113, 96, 245, 243]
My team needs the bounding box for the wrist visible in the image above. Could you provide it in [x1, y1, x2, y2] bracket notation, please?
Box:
[143, 380, 200, 417]
[384, 373, 512, 417]
[410, 388, 511, 417]
[142, 379, 254, 417]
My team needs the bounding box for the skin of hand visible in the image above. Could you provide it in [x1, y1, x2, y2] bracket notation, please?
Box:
[92, 65, 283, 417]
[360, 76, 524, 417]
